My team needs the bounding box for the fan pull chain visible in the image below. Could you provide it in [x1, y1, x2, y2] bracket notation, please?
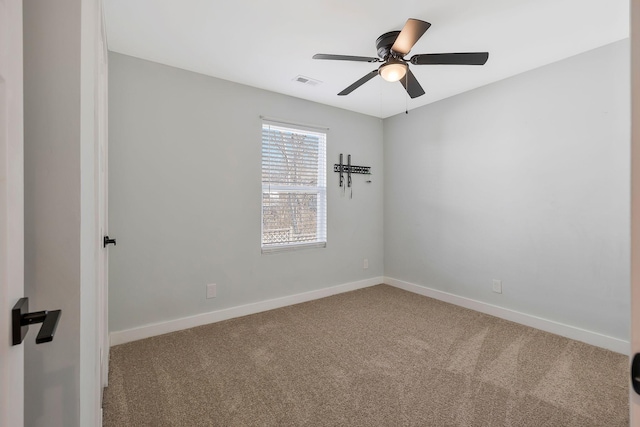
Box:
[405, 69, 409, 114]
[380, 76, 384, 118]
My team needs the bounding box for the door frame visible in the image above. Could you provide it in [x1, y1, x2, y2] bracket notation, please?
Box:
[631, 0, 640, 423]
[96, 0, 109, 392]
[0, 0, 24, 425]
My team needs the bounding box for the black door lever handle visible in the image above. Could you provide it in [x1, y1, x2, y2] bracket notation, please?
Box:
[632, 353, 640, 395]
[12, 298, 62, 345]
[104, 235, 116, 247]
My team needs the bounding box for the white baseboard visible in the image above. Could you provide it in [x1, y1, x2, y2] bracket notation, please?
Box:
[109, 276, 383, 346]
[384, 277, 630, 355]
[110, 275, 629, 355]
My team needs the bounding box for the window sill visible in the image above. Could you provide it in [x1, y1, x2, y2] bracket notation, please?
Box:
[261, 241, 327, 254]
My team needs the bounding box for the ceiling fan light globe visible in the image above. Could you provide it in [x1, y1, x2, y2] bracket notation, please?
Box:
[379, 63, 407, 82]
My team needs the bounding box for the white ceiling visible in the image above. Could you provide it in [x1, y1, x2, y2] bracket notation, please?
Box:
[104, 0, 629, 119]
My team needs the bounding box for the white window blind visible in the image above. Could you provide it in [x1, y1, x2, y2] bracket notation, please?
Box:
[261, 120, 327, 253]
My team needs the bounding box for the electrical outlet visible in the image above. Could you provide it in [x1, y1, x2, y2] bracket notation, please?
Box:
[207, 283, 217, 299]
[363, 258, 369, 269]
[492, 279, 502, 294]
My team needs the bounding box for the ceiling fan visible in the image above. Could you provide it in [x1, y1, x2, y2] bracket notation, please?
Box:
[313, 18, 489, 98]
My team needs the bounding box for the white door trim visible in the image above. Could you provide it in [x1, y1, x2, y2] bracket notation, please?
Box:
[630, 0, 640, 423]
[96, 0, 109, 389]
[94, 1, 109, 423]
[0, 0, 24, 425]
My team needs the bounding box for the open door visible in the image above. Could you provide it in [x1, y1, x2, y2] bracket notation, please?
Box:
[97, 2, 110, 394]
[0, 0, 24, 425]
[632, 0, 640, 424]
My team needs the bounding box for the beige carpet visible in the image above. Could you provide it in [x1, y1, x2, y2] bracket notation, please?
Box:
[103, 285, 629, 426]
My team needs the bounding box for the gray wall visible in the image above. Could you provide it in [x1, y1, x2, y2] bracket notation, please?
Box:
[23, 0, 100, 425]
[384, 40, 630, 340]
[108, 53, 384, 332]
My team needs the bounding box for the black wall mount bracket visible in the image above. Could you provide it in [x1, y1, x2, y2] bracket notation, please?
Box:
[12, 297, 61, 345]
[333, 163, 371, 176]
[334, 154, 372, 198]
[334, 154, 371, 188]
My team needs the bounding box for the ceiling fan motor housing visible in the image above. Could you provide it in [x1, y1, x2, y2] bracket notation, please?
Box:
[376, 31, 401, 59]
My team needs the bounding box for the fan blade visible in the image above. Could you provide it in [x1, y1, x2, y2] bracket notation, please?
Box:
[399, 68, 425, 99]
[338, 70, 379, 96]
[313, 54, 380, 63]
[410, 52, 489, 65]
[391, 19, 431, 56]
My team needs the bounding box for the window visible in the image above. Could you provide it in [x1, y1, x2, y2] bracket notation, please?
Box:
[261, 120, 327, 253]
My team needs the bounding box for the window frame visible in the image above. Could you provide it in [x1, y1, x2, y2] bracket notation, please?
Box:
[260, 119, 327, 254]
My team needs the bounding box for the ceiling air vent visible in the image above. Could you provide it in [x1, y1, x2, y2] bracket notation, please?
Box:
[293, 75, 322, 87]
